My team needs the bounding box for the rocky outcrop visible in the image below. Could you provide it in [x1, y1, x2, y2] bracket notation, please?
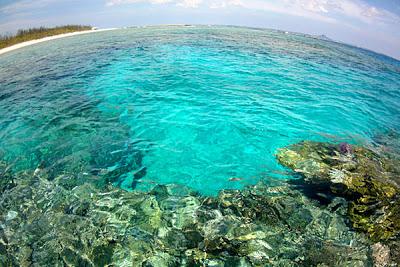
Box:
[2, 137, 400, 266]
[276, 140, 400, 242]
[0, 169, 371, 266]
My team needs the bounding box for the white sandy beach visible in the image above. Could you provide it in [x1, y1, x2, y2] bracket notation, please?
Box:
[0, 28, 117, 56]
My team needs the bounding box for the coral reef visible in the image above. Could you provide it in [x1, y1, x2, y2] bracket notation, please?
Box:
[2, 137, 400, 266]
[0, 168, 372, 266]
[276, 140, 400, 245]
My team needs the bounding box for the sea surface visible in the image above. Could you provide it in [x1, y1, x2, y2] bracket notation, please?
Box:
[0, 25, 399, 195]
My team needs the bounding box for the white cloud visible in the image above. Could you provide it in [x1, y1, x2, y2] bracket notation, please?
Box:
[0, 0, 57, 14]
[104, 0, 400, 25]
[228, 0, 338, 23]
[228, 0, 400, 25]
[106, 0, 173, 7]
[176, 0, 202, 8]
[326, 0, 399, 24]
[209, 0, 242, 9]
[106, 0, 202, 8]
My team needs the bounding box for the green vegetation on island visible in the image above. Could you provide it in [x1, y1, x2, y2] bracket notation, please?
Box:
[0, 25, 92, 49]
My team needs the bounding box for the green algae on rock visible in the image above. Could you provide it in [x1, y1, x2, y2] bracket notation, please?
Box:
[0, 168, 373, 266]
[276, 140, 400, 242]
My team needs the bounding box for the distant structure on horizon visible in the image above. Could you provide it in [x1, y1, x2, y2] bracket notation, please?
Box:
[315, 34, 333, 41]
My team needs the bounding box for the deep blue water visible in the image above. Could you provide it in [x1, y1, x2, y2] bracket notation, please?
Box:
[0, 26, 399, 195]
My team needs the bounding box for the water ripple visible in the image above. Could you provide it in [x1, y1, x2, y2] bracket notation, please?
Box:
[0, 26, 399, 195]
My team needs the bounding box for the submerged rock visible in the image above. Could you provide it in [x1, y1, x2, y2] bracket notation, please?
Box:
[0, 167, 374, 266]
[339, 142, 352, 155]
[276, 140, 400, 242]
[371, 242, 390, 267]
[0, 161, 15, 193]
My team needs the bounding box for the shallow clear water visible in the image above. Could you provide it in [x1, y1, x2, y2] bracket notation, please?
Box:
[0, 26, 399, 195]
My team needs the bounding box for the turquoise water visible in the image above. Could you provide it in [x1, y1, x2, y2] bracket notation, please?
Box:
[0, 26, 399, 195]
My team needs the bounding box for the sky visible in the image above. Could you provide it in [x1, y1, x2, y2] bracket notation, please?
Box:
[0, 0, 399, 60]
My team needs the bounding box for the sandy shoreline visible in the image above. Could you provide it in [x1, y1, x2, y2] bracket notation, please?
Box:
[0, 28, 118, 56]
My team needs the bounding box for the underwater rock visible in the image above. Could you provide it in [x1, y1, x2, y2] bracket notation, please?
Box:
[371, 242, 390, 267]
[0, 165, 376, 266]
[0, 161, 15, 193]
[4, 210, 18, 222]
[276, 140, 400, 241]
[339, 142, 352, 155]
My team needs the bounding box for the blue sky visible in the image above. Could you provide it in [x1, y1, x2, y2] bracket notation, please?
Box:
[0, 0, 399, 59]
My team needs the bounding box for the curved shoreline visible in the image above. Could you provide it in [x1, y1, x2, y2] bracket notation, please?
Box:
[0, 28, 118, 56]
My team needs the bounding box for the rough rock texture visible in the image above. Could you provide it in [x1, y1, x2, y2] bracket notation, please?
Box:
[371, 242, 390, 267]
[276, 140, 400, 265]
[276, 140, 400, 242]
[0, 169, 372, 266]
[0, 161, 15, 193]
